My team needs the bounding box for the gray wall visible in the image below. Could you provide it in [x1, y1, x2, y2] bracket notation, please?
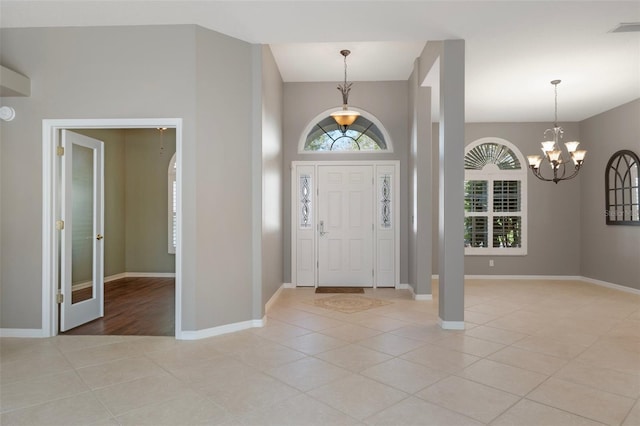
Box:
[261, 46, 284, 307]
[579, 99, 640, 289]
[283, 81, 410, 284]
[0, 25, 257, 331]
[124, 129, 176, 273]
[75, 129, 176, 276]
[192, 26, 255, 329]
[431, 122, 583, 276]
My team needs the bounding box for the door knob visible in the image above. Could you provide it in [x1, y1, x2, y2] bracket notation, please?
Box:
[319, 221, 328, 236]
[96, 234, 104, 240]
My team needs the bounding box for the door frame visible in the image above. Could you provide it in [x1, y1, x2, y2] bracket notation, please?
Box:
[42, 118, 183, 338]
[291, 160, 400, 288]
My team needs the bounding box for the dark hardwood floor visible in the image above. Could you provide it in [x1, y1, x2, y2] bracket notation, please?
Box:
[63, 276, 175, 336]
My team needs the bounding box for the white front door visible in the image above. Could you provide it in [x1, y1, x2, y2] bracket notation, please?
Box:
[317, 165, 373, 287]
[60, 130, 105, 331]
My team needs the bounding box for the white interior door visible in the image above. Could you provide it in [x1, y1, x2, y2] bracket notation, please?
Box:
[318, 165, 373, 287]
[60, 130, 105, 331]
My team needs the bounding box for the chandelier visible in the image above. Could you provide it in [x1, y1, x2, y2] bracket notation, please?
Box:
[330, 49, 360, 132]
[527, 80, 587, 184]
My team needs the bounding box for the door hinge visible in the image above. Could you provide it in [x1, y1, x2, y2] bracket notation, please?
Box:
[56, 146, 64, 156]
[55, 220, 64, 230]
[56, 291, 64, 304]
[372, 269, 374, 278]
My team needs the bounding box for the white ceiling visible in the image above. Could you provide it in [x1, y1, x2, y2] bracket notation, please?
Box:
[1, 1, 639, 122]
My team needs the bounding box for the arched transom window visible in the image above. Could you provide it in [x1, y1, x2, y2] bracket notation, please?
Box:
[301, 111, 391, 152]
[464, 138, 527, 255]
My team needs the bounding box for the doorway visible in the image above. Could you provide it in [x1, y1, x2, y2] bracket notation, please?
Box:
[42, 119, 183, 338]
[291, 161, 399, 288]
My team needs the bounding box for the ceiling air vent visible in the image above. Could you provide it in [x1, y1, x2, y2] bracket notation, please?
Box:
[610, 22, 640, 33]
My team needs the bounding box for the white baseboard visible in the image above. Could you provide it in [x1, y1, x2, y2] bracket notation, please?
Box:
[104, 272, 176, 283]
[104, 273, 127, 282]
[282, 283, 296, 289]
[438, 319, 465, 330]
[396, 283, 433, 301]
[178, 318, 265, 340]
[430, 274, 639, 295]
[71, 281, 93, 291]
[463, 275, 582, 280]
[415, 294, 434, 301]
[0, 328, 48, 338]
[579, 276, 640, 295]
[73, 272, 176, 290]
[265, 284, 286, 313]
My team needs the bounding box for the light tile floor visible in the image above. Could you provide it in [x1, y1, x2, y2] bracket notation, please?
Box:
[1, 279, 639, 425]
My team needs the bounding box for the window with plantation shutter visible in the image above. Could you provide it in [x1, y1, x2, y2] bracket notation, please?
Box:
[464, 138, 527, 255]
[168, 153, 177, 254]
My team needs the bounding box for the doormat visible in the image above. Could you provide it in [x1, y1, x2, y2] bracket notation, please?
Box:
[316, 287, 364, 294]
[305, 295, 393, 314]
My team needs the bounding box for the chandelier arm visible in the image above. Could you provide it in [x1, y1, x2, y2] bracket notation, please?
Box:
[529, 165, 556, 182]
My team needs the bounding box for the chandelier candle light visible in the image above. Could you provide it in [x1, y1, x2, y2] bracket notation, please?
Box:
[330, 49, 360, 132]
[527, 80, 587, 183]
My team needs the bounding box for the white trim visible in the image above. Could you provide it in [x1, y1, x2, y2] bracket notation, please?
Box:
[265, 284, 285, 313]
[73, 274, 176, 291]
[0, 328, 49, 338]
[464, 137, 528, 256]
[103, 272, 176, 282]
[72, 281, 93, 291]
[283, 283, 296, 289]
[415, 294, 434, 301]
[104, 273, 127, 283]
[436, 274, 640, 295]
[121, 272, 176, 278]
[463, 275, 582, 280]
[291, 161, 400, 289]
[396, 283, 433, 300]
[439, 319, 465, 330]
[298, 107, 394, 154]
[42, 118, 183, 339]
[179, 319, 265, 340]
[579, 276, 640, 295]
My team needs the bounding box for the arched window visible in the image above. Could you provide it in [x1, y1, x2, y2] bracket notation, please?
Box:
[168, 153, 177, 254]
[464, 138, 527, 255]
[605, 150, 639, 225]
[300, 109, 392, 153]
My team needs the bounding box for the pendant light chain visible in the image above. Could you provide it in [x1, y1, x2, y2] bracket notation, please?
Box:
[554, 82, 558, 127]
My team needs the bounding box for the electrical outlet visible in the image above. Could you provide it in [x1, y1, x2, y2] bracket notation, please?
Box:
[489, 259, 494, 267]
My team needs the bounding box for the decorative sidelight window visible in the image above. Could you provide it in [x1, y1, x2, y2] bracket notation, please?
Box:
[380, 175, 392, 228]
[299, 175, 312, 229]
[605, 150, 640, 225]
[464, 138, 527, 255]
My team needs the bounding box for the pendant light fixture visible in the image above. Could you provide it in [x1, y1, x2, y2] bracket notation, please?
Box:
[527, 80, 587, 184]
[330, 49, 360, 132]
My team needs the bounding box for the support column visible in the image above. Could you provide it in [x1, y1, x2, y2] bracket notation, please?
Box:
[438, 40, 465, 329]
[416, 84, 433, 297]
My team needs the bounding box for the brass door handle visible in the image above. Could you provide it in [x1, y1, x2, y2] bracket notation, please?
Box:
[96, 234, 104, 240]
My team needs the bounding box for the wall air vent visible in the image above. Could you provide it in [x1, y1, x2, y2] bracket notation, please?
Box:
[610, 22, 640, 33]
